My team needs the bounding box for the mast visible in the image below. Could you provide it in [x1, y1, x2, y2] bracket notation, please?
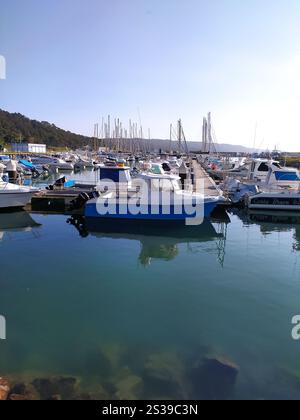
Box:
[178, 119, 182, 154]
[148, 128, 151, 153]
[93, 123, 99, 152]
[169, 124, 173, 153]
[207, 112, 212, 153]
[202, 117, 208, 153]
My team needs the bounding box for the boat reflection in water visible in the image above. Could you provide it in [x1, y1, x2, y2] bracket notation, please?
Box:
[0, 211, 41, 242]
[232, 209, 300, 252]
[67, 215, 229, 266]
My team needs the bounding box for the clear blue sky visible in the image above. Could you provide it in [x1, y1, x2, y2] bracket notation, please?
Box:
[1, 0, 300, 150]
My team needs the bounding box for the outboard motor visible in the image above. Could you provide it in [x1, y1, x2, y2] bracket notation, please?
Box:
[46, 177, 66, 191]
[69, 191, 100, 211]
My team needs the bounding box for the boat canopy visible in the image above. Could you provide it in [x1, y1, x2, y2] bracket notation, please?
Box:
[19, 159, 35, 170]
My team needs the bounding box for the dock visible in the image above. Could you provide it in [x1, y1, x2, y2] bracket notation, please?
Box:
[192, 160, 221, 197]
[28, 186, 97, 215]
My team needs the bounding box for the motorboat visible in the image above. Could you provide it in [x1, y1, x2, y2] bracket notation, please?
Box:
[75, 157, 95, 170]
[0, 179, 37, 209]
[246, 188, 300, 211]
[221, 162, 300, 207]
[84, 165, 224, 223]
[30, 156, 74, 171]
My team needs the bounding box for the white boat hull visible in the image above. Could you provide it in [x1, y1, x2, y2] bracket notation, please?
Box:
[50, 164, 74, 171]
[0, 191, 35, 209]
[247, 192, 300, 211]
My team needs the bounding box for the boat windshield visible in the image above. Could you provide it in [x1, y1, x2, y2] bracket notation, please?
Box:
[150, 164, 164, 175]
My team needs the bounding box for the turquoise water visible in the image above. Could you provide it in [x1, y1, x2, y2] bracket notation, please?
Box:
[0, 206, 300, 399]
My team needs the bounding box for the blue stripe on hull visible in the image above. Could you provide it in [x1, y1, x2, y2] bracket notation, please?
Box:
[85, 201, 219, 220]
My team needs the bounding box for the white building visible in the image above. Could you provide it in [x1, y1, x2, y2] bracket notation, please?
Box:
[11, 143, 47, 154]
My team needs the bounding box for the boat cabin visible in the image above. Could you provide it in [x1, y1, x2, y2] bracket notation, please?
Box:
[248, 159, 282, 182]
[266, 166, 300, 187]
[99, 166, 131, 183]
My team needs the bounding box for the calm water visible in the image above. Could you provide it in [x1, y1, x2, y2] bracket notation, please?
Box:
[1, 174, 300, 399]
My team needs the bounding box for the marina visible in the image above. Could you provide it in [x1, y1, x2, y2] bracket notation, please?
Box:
[2, 0, 300, 402]
[0, 150, 300, 400]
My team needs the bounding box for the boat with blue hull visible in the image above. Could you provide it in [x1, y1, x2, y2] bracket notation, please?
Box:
[84, 166, 224, 223]
[85, 199, 221, 221]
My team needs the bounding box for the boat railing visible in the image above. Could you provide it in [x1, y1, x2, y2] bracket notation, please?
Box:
[0, 181, 11, 190]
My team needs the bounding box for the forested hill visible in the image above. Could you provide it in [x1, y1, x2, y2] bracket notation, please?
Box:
[0, 109, 92, 149]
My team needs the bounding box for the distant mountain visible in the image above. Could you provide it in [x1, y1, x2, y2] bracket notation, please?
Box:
[0, 109, 258, 153]
[149, 139, 259, 154]
[188, 142, 259, 153]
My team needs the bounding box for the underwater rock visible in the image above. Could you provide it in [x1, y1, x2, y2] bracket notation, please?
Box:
[9, 383, 40, 400]
[115, 375, 143, 400]
[120, 344, 149, 375]
[192, 356, 239, 400]
[72, 393, 94, 401]
[85, 348, 112, 378]
[271, 367, 300, 400]
[94, 384, 112, 400]
[73, 384, 112, 401]
[143, 353, 189, 399]
[113, 367, 143, 400]
[32, 377, 78, 400]
[48, 394, 62, 401]
[100, 343, 127, 373]
[55, 377, 78, 400]
[32, 378, 55, 400]
[0, 377, 10, 400]
[8, 394, 28, 401]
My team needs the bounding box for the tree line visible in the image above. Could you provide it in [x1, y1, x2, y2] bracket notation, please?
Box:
[0, 109, 92, 150]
